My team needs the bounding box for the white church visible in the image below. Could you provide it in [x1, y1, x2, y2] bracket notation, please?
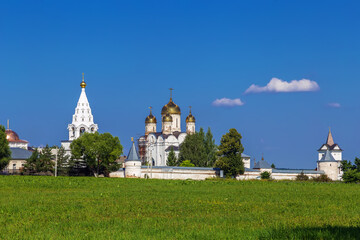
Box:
[61, 73, 98, 153]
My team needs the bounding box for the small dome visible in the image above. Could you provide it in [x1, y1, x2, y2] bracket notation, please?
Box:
[186, 113, 196, 123]
[145, 112, 157, 124]
[161, 99, 181, 115]
[5, 129, 20, 141]
[162, 113, 173, 122]
[80, 73, 86, 88]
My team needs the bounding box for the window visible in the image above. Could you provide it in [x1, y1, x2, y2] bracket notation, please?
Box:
[80, 127, 85, 136]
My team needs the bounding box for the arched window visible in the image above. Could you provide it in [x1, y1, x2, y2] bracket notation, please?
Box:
[176, 118, 178, 128]
[80, 127, 85, 136]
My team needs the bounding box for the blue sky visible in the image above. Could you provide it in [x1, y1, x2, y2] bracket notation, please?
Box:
[1, 0, 360, 168]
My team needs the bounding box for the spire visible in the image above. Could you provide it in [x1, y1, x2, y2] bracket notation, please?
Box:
[126, 138, 140, 161]
[7, 119, 9, 130]
[326, 128, 335, 146]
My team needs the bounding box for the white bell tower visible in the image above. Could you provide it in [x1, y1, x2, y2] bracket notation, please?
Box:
[67, 73, 98, 140]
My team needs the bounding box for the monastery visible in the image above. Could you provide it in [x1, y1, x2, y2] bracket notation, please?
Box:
[2, 74, 344, 181]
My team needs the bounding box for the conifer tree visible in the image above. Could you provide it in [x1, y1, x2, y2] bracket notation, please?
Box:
[0, 125, 11, 171]
[204, 127, 217, 167]
[215, 128, 244, 177]
[38, 145, 55, 173]
[24, 149, 39, 174]
[167, 146, 178, 166]
[179, 130, 207, 167]
[56, 146, 70, 175]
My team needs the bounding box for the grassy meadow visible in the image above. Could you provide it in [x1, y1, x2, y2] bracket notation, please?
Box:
[0, 176, 359, 239]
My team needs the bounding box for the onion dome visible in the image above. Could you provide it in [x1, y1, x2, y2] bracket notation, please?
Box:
[186, 107, 196, 123]
[161, 99, 181, 115]
[5, 129, 20, 141]
[80, 73, 86, 88]
[162, 113, 173, 122]
[145, 108, 157, 124]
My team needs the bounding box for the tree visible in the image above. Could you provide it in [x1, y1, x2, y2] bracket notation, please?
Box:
[341, 160, 354, 172]
[341, 158, 360, 183]
[56, 146, 70, 176]
[296, 171, 309, 181]
[24, 149, 40, 174]
[0, 125, 11, 171]
[38, 145, 55, 173]
[214, 128, 244, 177]
[342, 169, 360, 183]
[167, 147, 178, 166]
[271, 163, 275, 168]
[204, 127, 217, 167]
[179, 130, 207, 167]
[24, 145, 54, 174]
[71, 132, 123, 176]
[179, 160, 195, 167]
[260, 171, 271, 180]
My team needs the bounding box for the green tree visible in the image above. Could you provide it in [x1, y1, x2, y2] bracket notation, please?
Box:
[38, 145, 55, 173]
[71, 132, 123, 176]
[340, 158, 360, 183]
[271, 163, 275, 168]
[56, 146, 70, 176]
[260, 171, 271, 180]
[341, 160, 354, 172]
[204, 127, 217, 167]
[179, 160, 195, 167]
[167, 146, 178, 166]
[214, 128, 244, 177]
[179, 130, 207, 167]
[24, 149, 40, 174]
[342, 169, 360, 183]
[0, 125, 11, 171]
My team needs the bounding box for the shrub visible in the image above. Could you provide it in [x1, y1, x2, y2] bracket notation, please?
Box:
[312, 174, 332, 182]
[260, 171, 271, 180]
[342, 169, 360, 183]
[296, 172, 309, 181]
[179, 160, 195, 167]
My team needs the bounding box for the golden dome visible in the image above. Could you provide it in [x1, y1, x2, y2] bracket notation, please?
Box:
[5, 129, 19, 141]
[161, 99, 181, 115]
[145, 109, 157, 124]
[186, 107, 196, 123]
[80, 73, 86, 88]
[162, 113, 173, 122]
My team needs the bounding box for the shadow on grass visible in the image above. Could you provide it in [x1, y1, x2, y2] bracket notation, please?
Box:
[259, 226, 360, 240]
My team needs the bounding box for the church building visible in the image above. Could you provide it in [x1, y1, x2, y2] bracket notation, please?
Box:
[61, 74, 98, 153]
[138, 89, 196, 166]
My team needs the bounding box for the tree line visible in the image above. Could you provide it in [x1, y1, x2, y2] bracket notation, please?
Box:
[167, 127, 245, 177]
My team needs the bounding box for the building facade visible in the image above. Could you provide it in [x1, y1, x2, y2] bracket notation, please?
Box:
[138, 90, 196, 166]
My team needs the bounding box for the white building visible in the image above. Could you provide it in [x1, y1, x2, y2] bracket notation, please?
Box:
[61, 74, 98, 153]
[138, 90, 196, 166]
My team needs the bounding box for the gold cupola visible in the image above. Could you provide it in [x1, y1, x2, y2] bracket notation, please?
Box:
[161, 88, 181, 115]
[162, 113, 173, 122]
[80, 73, 87, 88]
[145, 107, 157, 124]
[186, 106, 196, 123]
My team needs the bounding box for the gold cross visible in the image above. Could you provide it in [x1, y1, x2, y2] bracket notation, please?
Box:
[169, 88, 174, 99]
[82, 73, 85, 81]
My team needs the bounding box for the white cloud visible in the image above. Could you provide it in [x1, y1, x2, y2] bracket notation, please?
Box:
[328, 102, 341, 108]
[212, 98, 244, 107]
[245, 78, 320, 93]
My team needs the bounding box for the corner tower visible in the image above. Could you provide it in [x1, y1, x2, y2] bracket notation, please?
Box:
[67, 73, 98, 140]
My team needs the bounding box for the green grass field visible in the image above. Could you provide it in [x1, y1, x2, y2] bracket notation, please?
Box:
[0, 176, 359, 239]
